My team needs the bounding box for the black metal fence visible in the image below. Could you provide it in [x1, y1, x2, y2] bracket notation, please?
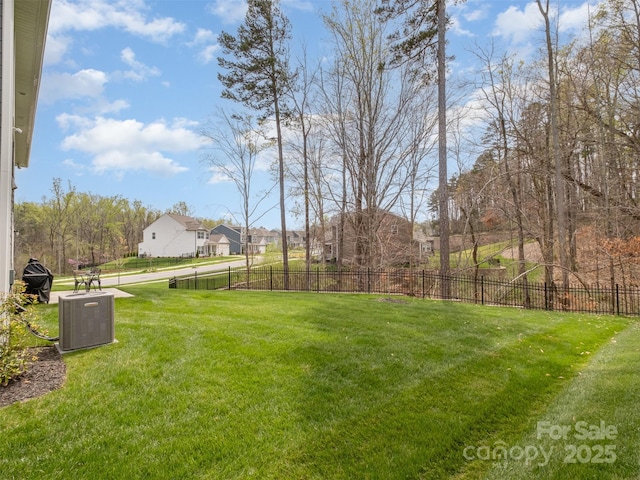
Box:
[169, 266, 640, 316]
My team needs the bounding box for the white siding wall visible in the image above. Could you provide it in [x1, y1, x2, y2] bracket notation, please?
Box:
[138, 214, 205, 257]
[0, 0, 14, 294]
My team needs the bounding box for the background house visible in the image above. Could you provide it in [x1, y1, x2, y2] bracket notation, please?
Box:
[326, 210, 433, 267]
[287, 230, 306, 249]
[138, 214, 210, 257]
[211, 224, 281, 255]
[1, 1, 51, 295]
[204, 234, 230, 256]
[211, 225, 243, 254]
[249, 228, 280, 254]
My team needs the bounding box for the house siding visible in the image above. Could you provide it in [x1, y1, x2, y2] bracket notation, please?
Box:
[211, 225, 242, 254]
[0, 0, 51, 292]
[138, 214, 208, 257]
[0, 0, 11, 293]
[328, 211, 426, 267]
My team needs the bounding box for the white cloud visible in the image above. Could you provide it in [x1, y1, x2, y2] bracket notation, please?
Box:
[282, 0, 314, 11]
[45, 0, 186, 66]
[91, 150, 187, 176]
[191, 28, 217, 45]
[491, 1, 600, 55]
[207, 165, 235, 184]
[198, 44, 221, 64]
[60, 116, 205, 176]
[171, 118, 200, 130]
[48, 0, 185, 43]
[559, 1, 599, 34]
[118, 47, 161, 82]
[493, 2, 544, 45]
[450, 16, 474, 38]
[208, 0, 247, 24]
[56, 113, 95, 132]
[451, 0, 490, 26]
[188, 28, 219, 64]
[95, 99, 131, 115]
[464, 7, 489, 23]
[44, 35, 73, 66]
[207, 0, 314, 25]
[61, 158, 85, 171]
[40, 69, 108, 104]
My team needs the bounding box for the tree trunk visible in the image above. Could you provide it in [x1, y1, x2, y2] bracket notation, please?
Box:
[538, 0, 569, 290]
[437, 0, 450, 298]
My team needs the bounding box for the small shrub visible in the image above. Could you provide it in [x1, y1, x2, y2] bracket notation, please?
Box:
[0, 283, 40, 386]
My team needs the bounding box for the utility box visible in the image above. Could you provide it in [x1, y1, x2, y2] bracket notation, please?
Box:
[58, 292, 115, 352]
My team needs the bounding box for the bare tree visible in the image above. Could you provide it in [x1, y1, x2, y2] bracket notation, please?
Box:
[378, 0, 456, 296]
[474, 45, 530, 303]
[201, 109, 275, 274]
[286, 45, 322, 271]
[318, 58, 351, 269]
[322, 0, 433, 269]
[42, 179, 76, 274]
[538, 0, 569, 289]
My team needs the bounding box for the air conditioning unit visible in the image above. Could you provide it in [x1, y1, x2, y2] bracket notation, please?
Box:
[58, 292, 115, 352]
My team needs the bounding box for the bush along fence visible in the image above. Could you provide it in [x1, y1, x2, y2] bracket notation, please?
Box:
[169, 266, 640, 316]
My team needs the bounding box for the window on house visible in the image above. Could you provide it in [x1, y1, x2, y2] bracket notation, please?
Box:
[391, 224, 398, 234]
[152, 232, 156, 240]
[197, 231, 205, 239]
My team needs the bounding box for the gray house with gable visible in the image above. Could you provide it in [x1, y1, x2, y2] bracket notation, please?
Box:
[211, 224, 281, 255]
[211, 224, 243, 255]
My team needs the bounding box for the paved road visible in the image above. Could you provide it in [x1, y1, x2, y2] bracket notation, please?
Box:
[102, 258, 249, 287]
[58, 258, 249, 289]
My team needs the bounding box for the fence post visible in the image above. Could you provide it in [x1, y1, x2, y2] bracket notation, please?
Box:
[616, 284, 620, 316]
[544, 282, 548, 310]
[270, 265, 273, 291]
[195, 270, 198, 290]
[228, 266, 231, 290]
[368, 268, 371, 294]
[481, 275, 484, 305]
[316, 269, 320, 293]
[422, 270, 425, 298]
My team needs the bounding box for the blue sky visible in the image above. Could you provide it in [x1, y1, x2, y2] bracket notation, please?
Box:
[16, 0, 599, 229]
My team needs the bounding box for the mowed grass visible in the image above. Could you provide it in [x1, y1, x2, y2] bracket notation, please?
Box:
[1, 287, 638, 479]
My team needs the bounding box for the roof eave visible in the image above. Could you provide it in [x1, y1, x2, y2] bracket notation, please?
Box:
[14, 0, 51, 169]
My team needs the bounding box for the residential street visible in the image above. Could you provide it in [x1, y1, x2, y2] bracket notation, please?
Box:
[53, 257, 249, 290]
[98, 258, 249, 287]
[48, 258, 250, 304]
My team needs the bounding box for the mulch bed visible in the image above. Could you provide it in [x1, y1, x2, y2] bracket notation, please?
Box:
[0, 345, 66, 408]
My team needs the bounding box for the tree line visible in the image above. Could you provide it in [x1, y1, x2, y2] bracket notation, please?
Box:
[14, 179, 221, 276]
[447, 0, 640, 289]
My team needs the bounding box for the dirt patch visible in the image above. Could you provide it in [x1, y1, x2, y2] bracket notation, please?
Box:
[377, 297, 409, 304]
[501, 242, 545, 263]
[0, 345, 66, 408]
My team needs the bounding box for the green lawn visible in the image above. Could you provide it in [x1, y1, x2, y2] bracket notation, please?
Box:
[1, 287, 638, 479]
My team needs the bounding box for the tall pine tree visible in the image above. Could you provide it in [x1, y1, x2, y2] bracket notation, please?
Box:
[217, 0, 293, 288]
[377, 0, 452, 297]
